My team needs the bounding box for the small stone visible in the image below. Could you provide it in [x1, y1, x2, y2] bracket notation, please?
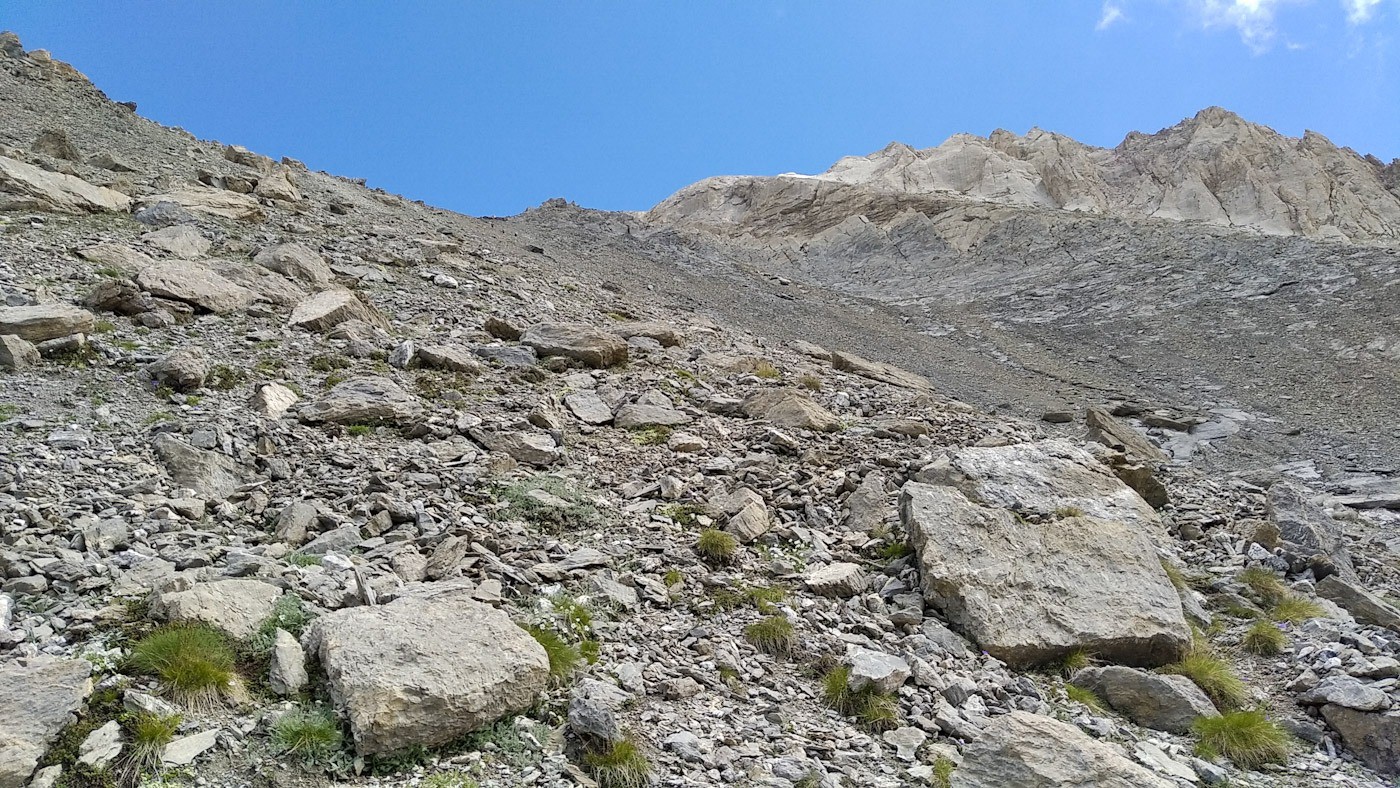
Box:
[77, 720, 122, 768]
[883, 726, 927, 761]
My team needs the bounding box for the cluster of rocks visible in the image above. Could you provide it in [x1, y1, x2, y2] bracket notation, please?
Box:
[1, 29, 1399, 788]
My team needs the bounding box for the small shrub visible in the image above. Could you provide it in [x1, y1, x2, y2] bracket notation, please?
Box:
[1193, 709, 1291, 769]
[931, 755, 956, 788]
[143, 410, 174, 425]
[500, 476, 598, 531]
[309, 354, 351, 372]
[1238, 566, 1288, 606]
[547, 592, 594, 639]
[753, 361, 780, 379]
[662, 569, 683, 588]
[127, 624, 239, 710]
[414, 370, 473, 400]
[820, 665, 900, 731]
[287, 553, 322, 567]
[1269, 594, 1325, 624]
[584, 737, 652, 788]
[659, 503, 704, 527]
[251, 595, 314, 651]
[877, 542, 913, 561]
[207, 364, 245, 391]
[118, 712, 181, 782]
[630, 425, 671, 446]
[346, 424, 373, 437]
[93, 319, 117, 334]
[1161, 650, 1249, 710]
[1064, 683, 1105, 712]
[1054, 505, 1086, 518]
[322, 371, 347, 389]
[526, 625, 582, 683]
[744, 615, 797, 658]
[271, 706, 344, 768]
[695, 529, 738, 564]
[0, 403, 21, 419]
[797, 373, 823, 391]
[1242, 620, 1288, 655]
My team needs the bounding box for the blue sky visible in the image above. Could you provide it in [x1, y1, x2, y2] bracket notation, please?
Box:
[4, 2, 1396, 216]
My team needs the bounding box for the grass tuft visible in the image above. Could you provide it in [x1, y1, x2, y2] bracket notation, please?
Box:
[1238, 566, 1288, 606]
[1160, 558, 1188, 590]
[1056, 647, 1093, 677]
[1242, 620, 1288, 655]
[820, 665, 900, 731]
[584, 737, 652, 788]
[1269, 594, 1325, 624]
[743, 615, 797, 658]
[931, 755, 956, 788]
[695, 528, 738, 564]
[1064, 683, 1106, 712]
[1193, 709, 1292, 769]
[753, 361, 781, 379]
[126, 624, 239, 710]
[117, 712, 181, 784]
[499, 476, 598, 532]
[797, 373, 822, 391]
[526, 625, 582, 683]
[271, 706, 344, 768]
[1160, 646, 1249, 710]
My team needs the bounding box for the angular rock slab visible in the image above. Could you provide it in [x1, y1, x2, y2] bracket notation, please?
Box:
[741, 390, 840, 432]
[522, 322, 628, 368]
[136, 263, 254, 314]
[917, 439, 1161, 533]
[1318, 575, 1400, 633]
[901, 481, 1189, 667]
[288, 288, 389, 332]
[951, 711, 1175, 788]
[152, 433, 245, 500]
[1267, 482, 1357, 580]
[299, 377, 424, 426]
[304, 583, 549, 756]
[0, 304, 95, 343]
[0, 155, 131, 214]
[1071, 666, 1218, 733]
[0, 658, 93, 788]
[1321, 705, 1400, 775]
[153, 579, 284, 638]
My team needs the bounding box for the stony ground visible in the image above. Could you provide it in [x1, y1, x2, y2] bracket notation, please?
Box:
[2, 32, 1400, 788]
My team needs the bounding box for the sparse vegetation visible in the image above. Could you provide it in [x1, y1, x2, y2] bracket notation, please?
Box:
[630, 425, 672, 445]
[347, 424, 374, 437]
[931, 754, 957, 788]
[126, 624, 239, 710]
[662, 568, 684, 588]
[1269, 594, 1325, 624]
[499, 475, 599, 531]
[820, 664, 900, 731]
[1193, 709, 1292, 769]
[421, 771, 480, 788]
[546, 592, 595, 640]
[93, 318, 117, 333]
[1053, 505, 1086, 518]
[1056, 647, 1092, 677]
[746, 585, 786, 614]
[1160, 646, 1249, 710]
[207, 364, 245, 391]
[414, 370, 474, 401]
[0, 403, 20, 419]
[526, 624, 582, 683]
[1238, 566, 1288, 606]
[659, 502, 705, 526]
[695, 528, 738, 564]
[247, 594, 315, 659]
[744, 615, 797, 658]
[270, 706, 344, 768]
[1242, 619, 1288, 655]
[1064, 682, 1105, 712]
[753, 360, 780, 379]
[584, 737, 652, 788]
[797, 373, 823, 391]
[309, 353, 351, 372]
[877, 541, 913, 561]
[118, 712, 181, 783]
[287, 553, 322, 567]
[1160, 558, 1188, 590]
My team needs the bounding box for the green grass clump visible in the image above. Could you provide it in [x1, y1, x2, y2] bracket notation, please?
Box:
[695, 528, 738, 564]
[820, 665, 900, 731]
[1193, 709, 1292, 769]
[309, 354, 351, 372]
[500, 476, 598, 531]
[1056, 647, 1093, 677]
[118, 712, 181, 783]
[126, 624, 239, 710]
[548, 592, 595, 638]
[662, 569, 683, 588]
[744, 615, 797, 658]
[745, 585, 786, 614]
[1242, 620, 1288, 655]
[629, 425, 672, 446]
[931, 755, 956, 788]
[752, 361, 781, 379]
[877, 542, 913, 561]
[207, 364, 245, 391]
[271, 707, 344, 768]
[526, 625, 582, 683]
[659, 503, 705, 527]
[1064, 683, 1106, 712]
[247, 594, 315, 658]
[1160, 558, 1188, 590]
[584, 737, 652, 788]
[797, 373, 823, 391]
[1238, 566, 1288, 606]
[1160, 648, 1249, 710]
[346, 424, 374, 437]
[421, 771, 480, 788]
[1269, 595, 1325, 624]
[287, 553, 322, 567]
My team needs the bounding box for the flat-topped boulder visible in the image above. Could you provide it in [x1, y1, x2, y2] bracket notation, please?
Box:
[304, 581, 549, 756]
[0, 155, 131, 213]
[136, 262, 254, 314]
[1071, 666, 1218, 733]
[299, 377, 424, 426]
[522, 322, 628, 368]
[902, 481, 1189, 667]
[254, 242, 334, 287]
[152, 579, 284, 639]
[289, 288, 389, 332]
[139, 189, 263, 221]
[0, 304, 94, 342]
[952, 711, 1175, 788]
[741, 390, 841, 432]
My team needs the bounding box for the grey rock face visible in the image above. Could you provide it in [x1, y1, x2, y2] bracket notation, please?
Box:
[152, 432, 245, 500]
[142, 225, 210, 259]
[741, 390, 840, 432]
[830, 350, 932, 390]
[136, 262, 254, 314]
[902, 481, 1189, 667]
[564, 390, 613, 424]
[846, 646, 910, 694]
[951, 710, 1175, 788]
[1085, 407, 1167, 463]
[146, 346, 208, 392]
[521, 322, 628, 368]
[1071, 666, 1218, 733]
[1317, 575, 1400, 633]
[568, 678, 630, 744]
[153, 579, 283, 638]
[0, 334, 40, 370]
[304, 584, 549, 756]
[805, 562, 867, 598]
[254, 243, 333, 286]
[1321, 705, 1400, 775]
[0, 154, 131, 213]
[0, 658, 93, 788]
[268, 628, 308, 695]
[1298, 676, 1390, 711]
[288, 288, 389, 332]
[299, 377, 424, 426]
[0, 304, 94, 342]
[1266, 482, 1357, 579]
[613, 403, 691, 429]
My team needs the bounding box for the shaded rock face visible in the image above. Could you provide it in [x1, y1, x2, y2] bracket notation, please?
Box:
[0, 304, 94, 342]
[901, 480, 1189, 667]
[951, 710, 1175, 788]
[304, 583, 549, 756]
[0, 658, 93, 788]
[1085, 407, 1166, 463]
[1071, 666, 1218, 733]
[521, 322, 628, 368]
[1317, 575, 1400, 633]
[1321, 705, 1400, 775]
[1266, 482, 1357, 580]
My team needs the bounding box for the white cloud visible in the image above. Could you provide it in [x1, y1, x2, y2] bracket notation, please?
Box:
[1195, 0, 1291, 53]
[1097, 3, 1126, 29]
[1344, 0, 1382, 23]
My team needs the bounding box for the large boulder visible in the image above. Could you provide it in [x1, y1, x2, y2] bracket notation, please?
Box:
[951, 711, 1175, 788]
[741, 390, 841, 432]
[304, 582, 549, 756]
[1266, 482, 1357, 580]
[914, 439, 1160, 533]
[521, 322, 628, 368]
[0, 155, 131, 214]
[1321, 705, 1400, 774]
[76, 243, 156, 275]
[1317, 575, 1400, 633]
[0, 334, 40, 370]
[288, 288, 389, 332]
[613, 403, 691, 430]
[253, 243, 334, 287]
[141, 225, 210, 259]
[1070, 666, 1218, 733]
[139, 189, 263, 221]
[830, 350, 933, 390]
[145, 347, 208, 392]
[901, 481, 1189, 667]
[299, 377, 424, 426]
[0, 304, 95, 342]
[1085, 407, 1167, 463]
[152, 433, 246, 500]
[0, 657, 93, 788]
[136, 263, 254, 314]
[152, 579, 283, 638]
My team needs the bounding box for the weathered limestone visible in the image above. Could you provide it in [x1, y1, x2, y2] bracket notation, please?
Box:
[153, 579, 284, 638]
[299, 377, 424, 426]
[741, 390, 841, 432]
[0, 155, 131, 213]
[0, 304, 94, 342]
[1071, 666, 1218, 733]
[522, 322, 629, 368]
[0, 658, 93, 788]
[951, 711, 1175, 788]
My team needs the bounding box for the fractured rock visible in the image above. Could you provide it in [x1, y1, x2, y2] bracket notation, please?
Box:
[521, 322, 628, 368]
[1267, 482, 1357, 580]
[805, 562, 867, 598]
[613, 403, 691, 430]
[145, 347, 208, 392]
[288, 288, 389, 332]
[952, 711, 1175, 788]
[153, 579, 283, 638]
[300, 377, 424, 426]
[902, 481, 1189, 667]
[1071, 666, 1218, 733]
[741, 389, 840, 432]
[136, 263, 254, 314]
[304, 582, 549, 756]
[0, 154, 131, 213]
[0, 658, 93, 788]
[0, 334, 40, 370]
[1085, 407, 1167, 463]
[142, 225, 210, 259]
[253, 243, 334, 287]
[1321, 705, 1400, 775]
[152, 433, 245, 500]
[0, 304, 94, 342]
[1317, 575, 1400, 633]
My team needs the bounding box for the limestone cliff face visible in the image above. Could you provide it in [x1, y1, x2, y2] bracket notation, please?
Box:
[650, 107, 1400, 244]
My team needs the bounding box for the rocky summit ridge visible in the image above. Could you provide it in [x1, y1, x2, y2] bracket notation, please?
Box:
[1, 30, 1400, 788]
